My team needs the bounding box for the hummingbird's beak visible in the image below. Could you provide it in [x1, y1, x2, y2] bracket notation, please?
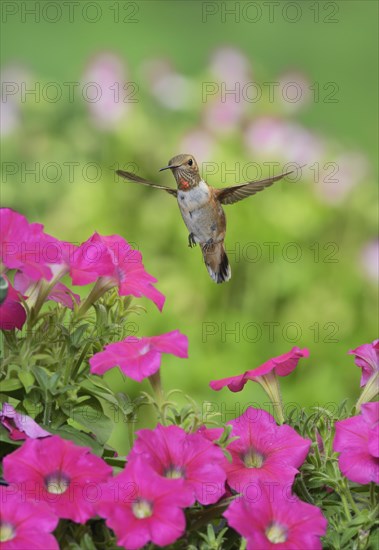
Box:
[159, 164, 177, 172]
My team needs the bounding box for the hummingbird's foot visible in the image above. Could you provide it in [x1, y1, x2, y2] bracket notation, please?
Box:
[203, 238, 214, 252]
[188, 233, 197, 248]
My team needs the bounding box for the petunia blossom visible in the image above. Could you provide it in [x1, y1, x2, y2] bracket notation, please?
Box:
[0, 402, 50, 440]
[349, 340, 379, 387]
[0, 208, 69, 282]
[3, 435, 113, 523]
[128, 423, 226, 505]
[223, 407, 311, 492]
[0, 486, 59, 549]
[96, 456, 189, 550]
[210, 348, 309, 424]
[333, 401, 379, 484]
[224, 484, 327, 550]
[89, 330, 188, 381]
[70, 232, 165, 311]
[210, 347, 309, 392]
[14, 271, 80, 310]
[0, 276, 26, 330]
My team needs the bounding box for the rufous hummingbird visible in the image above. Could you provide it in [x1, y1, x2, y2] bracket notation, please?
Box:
[117, 154, 294, 283]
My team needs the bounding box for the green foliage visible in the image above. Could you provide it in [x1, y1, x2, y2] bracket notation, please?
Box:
[0, 288, 146, 458]
[1, 287, 378, 548]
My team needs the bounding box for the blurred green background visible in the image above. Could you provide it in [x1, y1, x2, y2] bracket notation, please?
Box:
[1, 1, 378, 453]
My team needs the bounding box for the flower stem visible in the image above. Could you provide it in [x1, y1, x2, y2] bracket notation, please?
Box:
[75, 277, 114, 319]
[256, 372, 285, 424]
[149, 371, 164, 406]
[355, 373, 379, 412]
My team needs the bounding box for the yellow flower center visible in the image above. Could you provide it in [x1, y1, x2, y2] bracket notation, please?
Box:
[0, 523, 15, 542]
[164, 464, 185, 479]
[265, 522, 288, 544]
[242, 448, 265, 468]
[45, 472, 70, 494]
[132, 499, 153, 519]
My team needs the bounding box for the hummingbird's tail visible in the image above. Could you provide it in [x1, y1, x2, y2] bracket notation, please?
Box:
[201, 241, 231, 284]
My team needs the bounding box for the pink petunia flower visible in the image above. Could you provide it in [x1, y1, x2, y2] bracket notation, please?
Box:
[0, 208, 69, 282]
[70, 232, 165, 311]
[0, 403, 50, 440]
[96, 456, 189, 550]
[128, 424, 226, 505]
[0, 276, 26, 330]
[3, 435, 113, 523]
[362, 402, 379, 458]
[210, 348, 309, 424]
[210, 347, 309, 392]
[333, 401, 379, 484]
[224, 483, 327, 550]
[89, 330, 188, 381]
[349, 340, 379, 387]
[223, 408, 311, 492]
[0, 486, 59, 549]
[14, 271, 80, 310]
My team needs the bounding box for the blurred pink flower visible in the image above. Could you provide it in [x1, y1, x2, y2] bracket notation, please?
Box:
[0, 64, 30, 137]
[0, 486, 58, 549]
[203, 95, 246, 135]
[128, 423, 226, 505]
[278, 70, 311, 114]
[90, 330, 188, 380]
[0, 100, 19, 137]
[333, 401, 379, 484]
[141, 57, 193, 110]
[223, 408, 311, 491]
[244, 116, 324, 165]
[3, 435, 112, 523]
[96, 456, 189, 549]
[70, 232, 165, 310]
[0, 403, 50, 440]
[315, 152, 369, 204]
[210, 347, 309, 392]
[180, 128, 215, 161]
[224, 484, 327, 550]
[152, 73, 192, 110]
[209, 47, 251, 86]
[349, 340, 378, 387]
[82, 52, 129, 129]
[360, 240, 379, 282]
[0, 276, 26, 330]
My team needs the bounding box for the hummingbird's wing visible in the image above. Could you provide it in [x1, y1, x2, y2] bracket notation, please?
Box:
[116, 170, 177, 197]
[215, 169, 294, 205]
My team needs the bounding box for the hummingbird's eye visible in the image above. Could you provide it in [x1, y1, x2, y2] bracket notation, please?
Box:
[188, 159, 193, 166]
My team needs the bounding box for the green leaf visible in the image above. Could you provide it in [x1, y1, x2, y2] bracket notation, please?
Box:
[18, 371, 35, 393]
[47, 425, 103, 455]
[22, 397, 43, 418]
[0, 275, 9, 306]
[69, 403, 113, 445]
[0, 423, 23, 447]
[69, 324, 90, 349]
[79, 378, 120, 407]
[0, 378, 23, 392]
[31, 365, 50, 392]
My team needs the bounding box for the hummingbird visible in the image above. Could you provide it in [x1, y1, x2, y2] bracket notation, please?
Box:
[117, 154, 294, 284]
